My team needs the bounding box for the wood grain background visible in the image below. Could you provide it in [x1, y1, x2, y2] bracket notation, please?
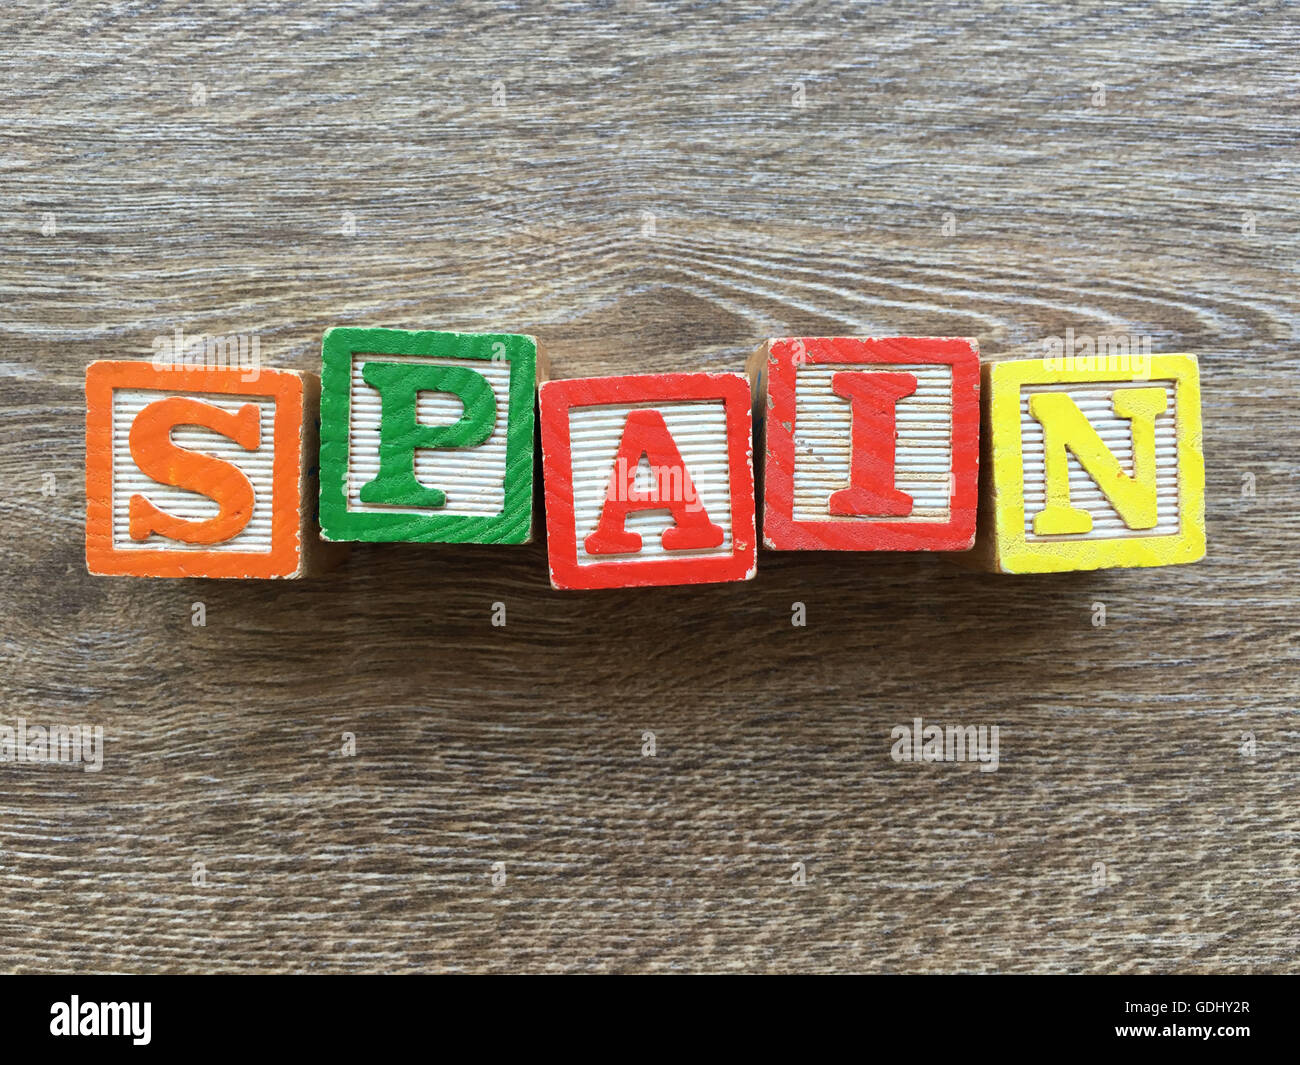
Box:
[1, 0, 1296, 973]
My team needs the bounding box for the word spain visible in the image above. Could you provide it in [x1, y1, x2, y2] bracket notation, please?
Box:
[85, 330, 1206, 588]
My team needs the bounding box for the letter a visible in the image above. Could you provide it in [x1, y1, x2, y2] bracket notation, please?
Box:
[584, 409, 724, 554]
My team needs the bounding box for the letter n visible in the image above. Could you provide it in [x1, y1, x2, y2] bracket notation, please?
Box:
[1028, 386, 1167, 535]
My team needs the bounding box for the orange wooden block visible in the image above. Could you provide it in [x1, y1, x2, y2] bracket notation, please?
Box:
[85, 360, 327, 578]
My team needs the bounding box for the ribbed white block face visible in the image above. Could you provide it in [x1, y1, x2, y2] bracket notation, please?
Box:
[568, 400, 734, 566]
[791, 363, 954, 522]
[111, 389, 276, 552]
[1020, 380, 1180, 540]
[346, 353, 512, 517]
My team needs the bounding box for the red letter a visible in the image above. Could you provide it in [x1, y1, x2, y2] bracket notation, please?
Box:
[584, 409, 724, 555]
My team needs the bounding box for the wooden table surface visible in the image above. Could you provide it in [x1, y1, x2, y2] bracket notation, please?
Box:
[2, 0, 1296, 974]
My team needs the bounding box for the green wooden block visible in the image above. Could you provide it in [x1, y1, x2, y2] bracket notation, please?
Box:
[319, 327, 540, 544]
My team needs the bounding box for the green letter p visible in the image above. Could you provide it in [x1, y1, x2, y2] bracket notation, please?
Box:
[358, 362, 497, 509]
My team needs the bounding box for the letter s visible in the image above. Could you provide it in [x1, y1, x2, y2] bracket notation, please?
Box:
[128, 397, 261, 544]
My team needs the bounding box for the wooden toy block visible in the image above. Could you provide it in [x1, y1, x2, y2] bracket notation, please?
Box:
[748, 336, 980, 551]
[85, 360, 324, 578]
[970, 353, 1205, 573]
[539, 372, 757, 590]
[318, 327, 544, 544]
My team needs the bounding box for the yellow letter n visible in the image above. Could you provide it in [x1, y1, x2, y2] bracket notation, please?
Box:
[1028, 386, 1168, 536]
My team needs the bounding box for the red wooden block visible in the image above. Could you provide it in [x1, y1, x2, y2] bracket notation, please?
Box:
[539, 372, 757, 590]
[750, 336, 980, 551]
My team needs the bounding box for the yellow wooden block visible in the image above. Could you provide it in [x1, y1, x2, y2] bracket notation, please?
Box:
[971, 353, 1205, 573]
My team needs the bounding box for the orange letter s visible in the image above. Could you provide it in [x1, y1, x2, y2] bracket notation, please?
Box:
[127, 397, 261, 544]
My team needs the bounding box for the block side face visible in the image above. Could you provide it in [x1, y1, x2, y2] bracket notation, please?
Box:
[293, 371, 343, 576]
[85, 361, 307, 578]
[960, 358, 1003, 570]
[763, 337, 980, 551]
[532, 338, 551, 385]
[318, 328, 537, 544]
[744, 341, 772, 404]
[540, 373, 756, 590]
[989, 354, 1205, 573]
[982, 359, 1026, 571]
